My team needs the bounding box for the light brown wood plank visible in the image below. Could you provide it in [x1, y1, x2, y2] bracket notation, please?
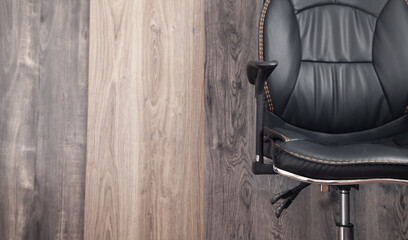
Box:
[0, 0, 89, 239]
[84, 0, 205, 239]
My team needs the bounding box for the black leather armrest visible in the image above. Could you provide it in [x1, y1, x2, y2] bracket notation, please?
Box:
[247, 60, 278, 166]
[247, 60, 278, 85]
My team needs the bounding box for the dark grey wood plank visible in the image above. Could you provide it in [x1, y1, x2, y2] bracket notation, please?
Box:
[204, 0, 408, 239]
[0, 1, 41, 239]
[204, 0, 255, 238]
[354, 184, 408, 240]
[0, 0, 89, 239]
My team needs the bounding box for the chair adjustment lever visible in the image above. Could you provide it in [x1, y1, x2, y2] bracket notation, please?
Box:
[271, 182, 310, 218]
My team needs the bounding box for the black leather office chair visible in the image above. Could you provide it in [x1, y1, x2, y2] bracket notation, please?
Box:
[247, 0, 408, 239]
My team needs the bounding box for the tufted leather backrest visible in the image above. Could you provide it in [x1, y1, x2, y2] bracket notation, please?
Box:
[262, 0, 408, 133]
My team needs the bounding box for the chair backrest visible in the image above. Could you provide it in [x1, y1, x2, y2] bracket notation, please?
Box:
[261, 0, 408, 133]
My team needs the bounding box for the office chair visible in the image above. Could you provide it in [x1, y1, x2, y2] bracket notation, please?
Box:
[247, 0, 408, 239]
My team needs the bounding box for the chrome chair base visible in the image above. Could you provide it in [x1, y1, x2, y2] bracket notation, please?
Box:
[338, 225, 353, 240]
[267, 163, 408, 240]
[337, 186, 353, 240]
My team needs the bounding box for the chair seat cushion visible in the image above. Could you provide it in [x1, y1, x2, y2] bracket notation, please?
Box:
[265, 127, 408, 181]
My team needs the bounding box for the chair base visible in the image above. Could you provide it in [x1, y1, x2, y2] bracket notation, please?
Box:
[255, 161, 408, 239]
[337, 225, 354, 240]
[337, 186, 354, 240]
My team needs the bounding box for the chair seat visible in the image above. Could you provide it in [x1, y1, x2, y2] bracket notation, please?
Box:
[264, 126, 408, 181]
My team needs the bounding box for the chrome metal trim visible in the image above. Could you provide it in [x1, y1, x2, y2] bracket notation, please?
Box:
[340, 189, 350, 226]
[256, 155, 260, 162]
[273, 166, 408, 185]
[338, 226, 353, 240]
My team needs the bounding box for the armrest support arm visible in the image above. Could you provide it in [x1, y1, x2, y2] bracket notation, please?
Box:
[246, 60, 278, 165]
[247, 60, 278, 86]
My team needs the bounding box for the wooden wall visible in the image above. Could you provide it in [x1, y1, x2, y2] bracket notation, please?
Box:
[0, 0, 89, 239]
[204, 1, 408, 240]
[84, 0, 204, 239]
[1, 0, 408, 240]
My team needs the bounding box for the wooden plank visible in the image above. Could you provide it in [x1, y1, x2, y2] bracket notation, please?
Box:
[36, 1, 89, 239]
[354, 184, 408, 240]
[84, 0, 205, 239]
[204, 0, 408, 239]
[0, 1, 41, 239]
[0, 0, 89, 240]
[203, 0, 278, 239]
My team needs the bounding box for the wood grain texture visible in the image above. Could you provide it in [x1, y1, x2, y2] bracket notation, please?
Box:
[204, 0, 408, 239]
[84, 0, 205, 239]
[0, 0, 89, 239]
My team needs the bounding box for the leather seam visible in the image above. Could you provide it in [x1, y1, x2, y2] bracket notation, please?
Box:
[282, 148, 408, 165]
[259, 0, 274, 112]
[281, 0, 302, 117]
[265, 128, 290, 142]
[295, 3, 378, 18]
[372, 0, 394, 118]
[301, 60, 372, 64]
